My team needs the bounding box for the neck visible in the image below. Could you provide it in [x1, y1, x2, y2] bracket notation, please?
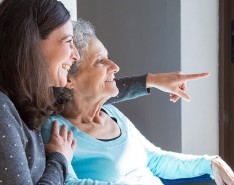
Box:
[62, 95, 108, 126]
[61, 94, 121, 140]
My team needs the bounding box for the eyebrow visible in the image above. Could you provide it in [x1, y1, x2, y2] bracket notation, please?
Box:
[61, 35, 73, 41]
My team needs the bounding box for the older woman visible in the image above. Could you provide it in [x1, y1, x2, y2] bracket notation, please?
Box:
[42, 19, 234, 185]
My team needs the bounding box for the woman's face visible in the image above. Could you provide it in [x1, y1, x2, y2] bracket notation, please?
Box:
[68, 37, 120, 100]
[40, 20, 79, 87]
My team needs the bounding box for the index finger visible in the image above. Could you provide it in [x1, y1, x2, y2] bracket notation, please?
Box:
[181, 72, 210, 82]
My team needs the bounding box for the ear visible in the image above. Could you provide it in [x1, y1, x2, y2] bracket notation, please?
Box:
[65, 76, 74, 89]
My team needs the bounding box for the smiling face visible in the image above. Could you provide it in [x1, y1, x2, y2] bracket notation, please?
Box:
[67, 37, 120, 101]
[40, 20, 79, 87]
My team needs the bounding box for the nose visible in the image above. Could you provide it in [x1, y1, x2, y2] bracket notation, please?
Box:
[109, 60, 119, 73]
[71, 43, 80, 62]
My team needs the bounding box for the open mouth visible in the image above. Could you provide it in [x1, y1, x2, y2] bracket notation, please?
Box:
[62, 64, 70, 71]
[105, 78, 115, 82]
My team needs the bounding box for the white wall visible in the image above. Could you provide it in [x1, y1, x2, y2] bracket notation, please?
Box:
[60, 0, 77, 21]
[181, 0, 219, 155]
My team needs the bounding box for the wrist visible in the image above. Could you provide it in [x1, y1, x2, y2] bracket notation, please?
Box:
[146, 73, 160, 88]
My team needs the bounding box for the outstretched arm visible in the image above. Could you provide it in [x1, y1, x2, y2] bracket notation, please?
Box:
[106, 72, 210, 105]
[146, 71, 210, 102]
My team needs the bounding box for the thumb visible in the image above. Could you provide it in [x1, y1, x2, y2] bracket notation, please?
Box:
[176, 88, 190, 102]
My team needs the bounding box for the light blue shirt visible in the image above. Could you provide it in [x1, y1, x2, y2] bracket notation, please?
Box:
[42, 104, 215, 185]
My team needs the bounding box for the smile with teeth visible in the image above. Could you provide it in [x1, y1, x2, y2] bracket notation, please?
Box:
[62, 64, 70, 71]
[105, 79, 115, 82]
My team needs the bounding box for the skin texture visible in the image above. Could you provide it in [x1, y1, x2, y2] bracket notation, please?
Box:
[40, 20, 79, 87]
[66, 37, 119, 106]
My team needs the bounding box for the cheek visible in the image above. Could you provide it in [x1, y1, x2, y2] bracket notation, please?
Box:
[48, 46, 71, 66]
[91, 71, 105, 87]
[84, 76, 98, 90]
[48, 66, 68, 87]
[79, 73, 102, 92]
[47, 59, 61, 80]
[47, 56, 69, 86]
[75, 67, 106, 91]
[46, 52, 61, 71]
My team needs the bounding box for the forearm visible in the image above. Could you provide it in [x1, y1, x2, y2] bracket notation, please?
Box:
[0, 138, 33, 184]
[149, 151, 216, 179]
[38, 152, 68, 185]
[129, 121, 215, 180]
[0, 127, 67, 185]
[106, 74, 150, 105]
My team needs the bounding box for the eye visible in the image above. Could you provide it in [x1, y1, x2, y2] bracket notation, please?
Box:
[66, 39, 73, 43]
[65, 36, 74, 44]
[98, 60, 104, 64]
[95, 59, 105, 66]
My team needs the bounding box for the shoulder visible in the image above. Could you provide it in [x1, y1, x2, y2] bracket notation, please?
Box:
[0, 91, 15, 110]
[102, 104, 122, 116]
[43, 115, 69, 129]
[0, 91, 17, 112]
[0, 92, 29, 143]
[41, 114, 69, 144]
[0, 91, 23, 125]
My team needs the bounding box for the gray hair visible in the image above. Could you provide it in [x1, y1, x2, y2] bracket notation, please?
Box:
[69, 19, 96, 76]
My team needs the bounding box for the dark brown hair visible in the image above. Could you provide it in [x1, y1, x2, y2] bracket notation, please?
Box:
[0, 0, 70, 130]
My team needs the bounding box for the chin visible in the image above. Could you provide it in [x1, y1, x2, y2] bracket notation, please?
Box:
[104, 87, 119, 98]
[104, 90, 118, 98]
[111, 89, 119, 97]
